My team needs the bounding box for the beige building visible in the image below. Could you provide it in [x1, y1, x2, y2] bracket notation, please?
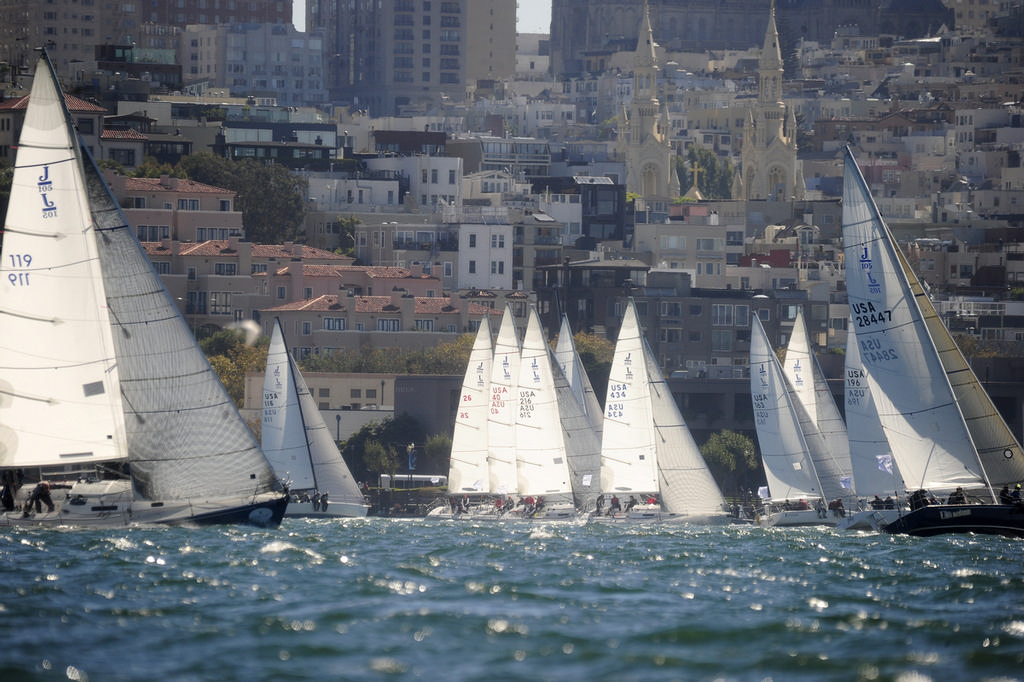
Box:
[107, 172, 244, 243]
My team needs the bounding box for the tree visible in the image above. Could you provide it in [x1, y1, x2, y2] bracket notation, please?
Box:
[333, 215, 362, 258]
[675, 147, 734, 200]
[362, 439, 401, 481]
[699, 429, 760, 497]
[339, 414, 429, 483]
[174, 153, 309, 244]
[201, 328, 269, 406]
[422, 433, 452, 475]
[567, 331, 614, 407]
[131, 156, 176, 178]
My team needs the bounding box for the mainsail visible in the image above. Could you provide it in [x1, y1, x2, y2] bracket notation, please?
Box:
[487, 304, 520, 496]
[843, 326, 906, 497]
[782, 308, 854, 501]
[514, 307, 574, 506]
[750, 316, 824, 501]
[841, 146, 992, 495]
[262, 319, 365, 512]
[446, 316, 493, 493]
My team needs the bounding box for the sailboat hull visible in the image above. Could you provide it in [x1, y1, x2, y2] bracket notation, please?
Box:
[1, 480, 288, 529]
[755, 508, 840, 528]
[284, 500, 369, 518]
[881, 504, 1024, 538]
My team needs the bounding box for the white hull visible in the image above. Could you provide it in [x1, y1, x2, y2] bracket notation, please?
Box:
[755, 508, 840, 527]
[285, 500, 369, 518]
[590, 506, 731, 525]
[835, 508, 904, 531]
[1, 479, 286, 528]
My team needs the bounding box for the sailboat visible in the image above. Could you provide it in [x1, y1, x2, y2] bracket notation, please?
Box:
[553, 314, 603, 434]
[749, 316, 836, 527]
[262, 319, 368, 517]
[550, 315, 602, 512]
[834, 325, 907, 530]
[510, 306, 578, 519]
[596, 299, 729, 523]
[842, 146, 1024, 537]
[430, 314, 509, 518]
[0, 52, 287, 528]
[487, 304, 521, 501]
[781, 309, 855, 507]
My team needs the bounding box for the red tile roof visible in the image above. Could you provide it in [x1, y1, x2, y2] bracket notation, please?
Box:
[100, 128, 148, 140]
[123, 177, 233, 194]
[0, 92, 107, 113]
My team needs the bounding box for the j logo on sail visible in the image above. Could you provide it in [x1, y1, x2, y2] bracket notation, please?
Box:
[37, 166, 53, 193]
[759, 364, 768, 387]
[40, 191, 57, 218]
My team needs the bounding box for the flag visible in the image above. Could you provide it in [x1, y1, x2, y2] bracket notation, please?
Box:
[757, 486, 770, 499]
[876, 454, 893, 475]
[840, 476, 852, 489]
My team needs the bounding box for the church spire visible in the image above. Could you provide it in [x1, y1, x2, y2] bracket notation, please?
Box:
[635, 1, 657, 68]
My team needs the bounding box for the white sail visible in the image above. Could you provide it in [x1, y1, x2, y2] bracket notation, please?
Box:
[750, 316, 824, 501]
[782, 309, 854, 500]
[262, 319, 366, 515]
[487, 304, 519, 496]
[554, 315, 603, 435]
[549, 344, 602, 510]
[514, 307, 574, 505]
[645, 335, 727, 517]
[895, 248, 1024, 487]
[447, 316, 493, 493]
[600, 300, 659, 495]
[844, 326, 905, 497]
[841, 147, 990, 494]
[0, 53, 126, 470]
[0, 53, 284, 527]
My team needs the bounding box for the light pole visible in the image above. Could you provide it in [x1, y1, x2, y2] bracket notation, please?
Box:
[335, 413, 341, 443]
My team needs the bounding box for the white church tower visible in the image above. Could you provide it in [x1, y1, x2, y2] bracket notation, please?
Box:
[619, 1, 679, 208]
[740, 0, 804, 201]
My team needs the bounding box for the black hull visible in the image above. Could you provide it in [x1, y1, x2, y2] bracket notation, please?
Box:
[882, 504, 1024, 538]
[173, 495, 289, 529]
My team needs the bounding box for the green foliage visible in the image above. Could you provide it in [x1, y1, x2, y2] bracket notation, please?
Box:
[301, 334, 475, 375]
[675, 147, 734, 200]
[174, 152, 309, 244]
[131, 156, 176, 178]
[422, 433, 452, 473]
[339, 414, 430, 483]
[333, 215, 362, 258]
[564, 331, 614, 406]
[201, 328, 269, 406]
[700, 429, 760, 497]
[362, 439, 401, 480]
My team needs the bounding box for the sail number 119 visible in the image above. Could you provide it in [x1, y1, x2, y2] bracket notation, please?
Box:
[7, 253, 32, 286]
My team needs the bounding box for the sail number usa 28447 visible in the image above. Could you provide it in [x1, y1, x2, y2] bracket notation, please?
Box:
[852, 301, 892, 328]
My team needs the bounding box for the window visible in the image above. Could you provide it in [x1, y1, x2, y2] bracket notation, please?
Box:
[491, 234, 505, 248]
[377, 318, 400, 332]
[350, 388, 362, 398]
[712, 304, 733, 326]
[187, 267, 197, 281]
[449, 169, 456, 184]
[324, 317, 345, 331]
[209, 292, 232, 315]
[414, 319, 434, 331]
[277, 286, 286, 300]
[177, 199, 200, 211]
[214, 262, 237, 276]
[468, 260, 476, 274]
[301, 322, 312, 335]
[469, 233, 476, 248]
[711, 329, 732, 351]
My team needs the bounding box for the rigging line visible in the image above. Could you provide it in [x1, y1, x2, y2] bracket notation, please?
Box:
[0, 387, 57, 404]
[13, 155, 76, 167]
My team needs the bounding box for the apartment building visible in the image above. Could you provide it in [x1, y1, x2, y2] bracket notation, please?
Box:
[106, 172, 243, 243]
[181, 24, 328, 108]
[308, 0, 515, 116]
[0, 91, 105, 163]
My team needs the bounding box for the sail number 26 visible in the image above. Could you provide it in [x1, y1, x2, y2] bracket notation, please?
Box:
[7, 254, 32, 286]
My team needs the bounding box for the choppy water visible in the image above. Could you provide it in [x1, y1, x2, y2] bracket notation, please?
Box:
[2, 518, 1023, 681]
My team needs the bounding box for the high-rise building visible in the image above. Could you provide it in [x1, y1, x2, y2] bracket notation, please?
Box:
[0, 0, 291, 86]
[308, 0, 515, 117]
